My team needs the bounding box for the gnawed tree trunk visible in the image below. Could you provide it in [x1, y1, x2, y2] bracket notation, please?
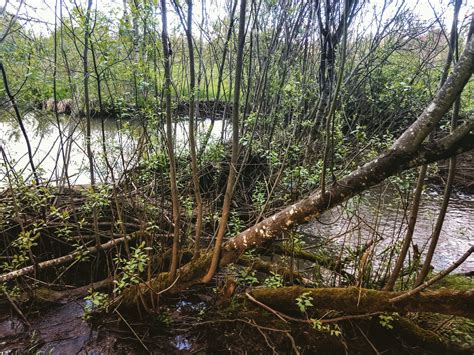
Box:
[120, 26, 473, 306]
[249, 286, 474, 319]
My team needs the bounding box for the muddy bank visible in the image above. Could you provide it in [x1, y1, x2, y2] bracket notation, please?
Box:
[1, 284, 472, 354]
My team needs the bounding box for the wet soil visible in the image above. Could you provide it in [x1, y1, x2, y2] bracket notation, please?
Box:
[1, 283, 473, 355]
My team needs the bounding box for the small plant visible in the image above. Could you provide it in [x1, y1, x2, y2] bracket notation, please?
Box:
[379, 313, 395, 330]
[0, 283, 21, 299]
[284, 231, 306, 252]
[311, 318, 325, 331]
[310, 319, 342, 337]
[237, 269, 258, 286]
[329, 324, 342, 337]
[243, 248, 257, 259]
[73, 243, 91, 261]
[157, 311, 173, 327]
[4, 229, 40, 270]
[113, 241, 149, 293]
[296, 292, 313, 313]
[202, 141, 225, 163]
[252, 181, 266, 213]
[84, 290, 109, 319]
[263, 271, 284, 288]
[182, 196, 194, 219]
[81, 185, 111, 215]
[228, 211, 243, 235]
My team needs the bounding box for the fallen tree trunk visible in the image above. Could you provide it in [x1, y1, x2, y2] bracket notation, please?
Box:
[0, 233, 144, 283]
[249, 286, 474, 319]
[387, 316, 471, 354]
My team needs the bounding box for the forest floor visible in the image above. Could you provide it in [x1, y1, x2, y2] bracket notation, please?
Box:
[0, 275, 473, 354]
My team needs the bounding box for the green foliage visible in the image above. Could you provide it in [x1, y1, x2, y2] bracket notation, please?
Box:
[237, 268, 258, 286]
[429, 274, 474, 291]
[113, 241, 149, 293]
[201, 141, 226, 164]
[228, 211, 243, 235]
[243, 248, 258, 259]
[0, 283, 21, 299]
[296, 292, 313, 313]
[310, 319, 342, 336]
[284, 231, 306, 252]
[182, 196, 194, 219]
[252, 181, 267, 213]
[283, 164, 321, 195]
[263, 271, 284, 288]
[81, 185, 111, 215]
[156, 312, 173, 327]
[2, 229, 40, 271]
[84, 290, 110, 319]
[379, 313, 395, 330]
[441, 318, 474, 348]
[388, 169, 417, 193]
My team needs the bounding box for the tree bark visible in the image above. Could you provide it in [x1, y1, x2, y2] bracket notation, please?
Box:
[161, 0, 181, 281]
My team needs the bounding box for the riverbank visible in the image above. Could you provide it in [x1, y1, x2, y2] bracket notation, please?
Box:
[1, 112, 473, 353]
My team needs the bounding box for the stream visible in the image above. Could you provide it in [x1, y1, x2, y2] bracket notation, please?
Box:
[301, 186, 473, 274]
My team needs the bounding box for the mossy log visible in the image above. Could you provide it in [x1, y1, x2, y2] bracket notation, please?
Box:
[249, 286, 474, 319]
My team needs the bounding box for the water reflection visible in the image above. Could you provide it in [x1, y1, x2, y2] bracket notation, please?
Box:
[0, 113, 224, 186]
[301, 187, 474, 273]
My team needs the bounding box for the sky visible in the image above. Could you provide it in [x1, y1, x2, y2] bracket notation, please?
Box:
[2, 0, 473, 37]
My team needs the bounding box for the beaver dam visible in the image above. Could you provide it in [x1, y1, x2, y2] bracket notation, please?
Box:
[1, 0, 474, 353]
[1, 110, 473, 353]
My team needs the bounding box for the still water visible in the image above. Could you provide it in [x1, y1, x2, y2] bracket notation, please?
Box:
[0, 112, 225, 185]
